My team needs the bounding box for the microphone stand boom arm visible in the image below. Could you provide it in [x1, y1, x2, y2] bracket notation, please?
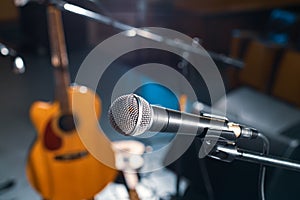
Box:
[207, 141, 300, 172]
[48, 0, 244, 68]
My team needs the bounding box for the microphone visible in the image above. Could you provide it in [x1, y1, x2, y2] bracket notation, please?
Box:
[108, 94, 258, 139]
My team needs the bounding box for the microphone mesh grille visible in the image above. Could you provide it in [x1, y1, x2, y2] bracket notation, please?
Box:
[108, 94, 152, 136]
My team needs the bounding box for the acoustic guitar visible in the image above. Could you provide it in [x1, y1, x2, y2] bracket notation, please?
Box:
[26, 5, 117, 200]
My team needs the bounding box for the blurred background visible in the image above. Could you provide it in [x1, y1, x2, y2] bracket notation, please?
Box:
[1, 0, 300, 199]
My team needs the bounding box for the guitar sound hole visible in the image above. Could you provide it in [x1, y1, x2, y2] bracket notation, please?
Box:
[58, 114, 76, 133]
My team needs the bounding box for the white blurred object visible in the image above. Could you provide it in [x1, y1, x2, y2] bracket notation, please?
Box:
[94, 169, 188, 200]
[12, 56, 25, 74]
[14, 0, 45, 7]
[14, 0, 30, 6]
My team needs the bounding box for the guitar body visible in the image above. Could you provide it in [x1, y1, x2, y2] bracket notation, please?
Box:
[27, 86, 117, 200]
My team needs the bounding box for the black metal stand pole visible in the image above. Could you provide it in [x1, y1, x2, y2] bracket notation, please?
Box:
[49, 0, 244, 68]
[215, 145, 300, 172]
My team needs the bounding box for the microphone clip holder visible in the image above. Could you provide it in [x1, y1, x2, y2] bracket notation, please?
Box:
[200, 130, 237, 163]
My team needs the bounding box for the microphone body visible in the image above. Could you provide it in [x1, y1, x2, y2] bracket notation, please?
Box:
[109, 94, 258, 139]
[150, 105, 223, 137]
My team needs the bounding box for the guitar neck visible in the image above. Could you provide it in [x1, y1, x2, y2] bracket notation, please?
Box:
[47, 5, 71, 113]
[123, 172, 140, 200]
[129, 189, 140, 200]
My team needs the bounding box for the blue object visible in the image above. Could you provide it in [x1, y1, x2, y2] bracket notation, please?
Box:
[267, 9, 297, 45]
[135, 83, 179, 110]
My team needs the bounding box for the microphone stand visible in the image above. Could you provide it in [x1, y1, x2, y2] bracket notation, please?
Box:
[206, 139, 300, 172]
[42, 0, 244, 69]
[203, 133, 300, 200]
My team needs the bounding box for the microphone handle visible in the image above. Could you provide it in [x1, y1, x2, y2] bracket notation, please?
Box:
[150, 105, 230, 137]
